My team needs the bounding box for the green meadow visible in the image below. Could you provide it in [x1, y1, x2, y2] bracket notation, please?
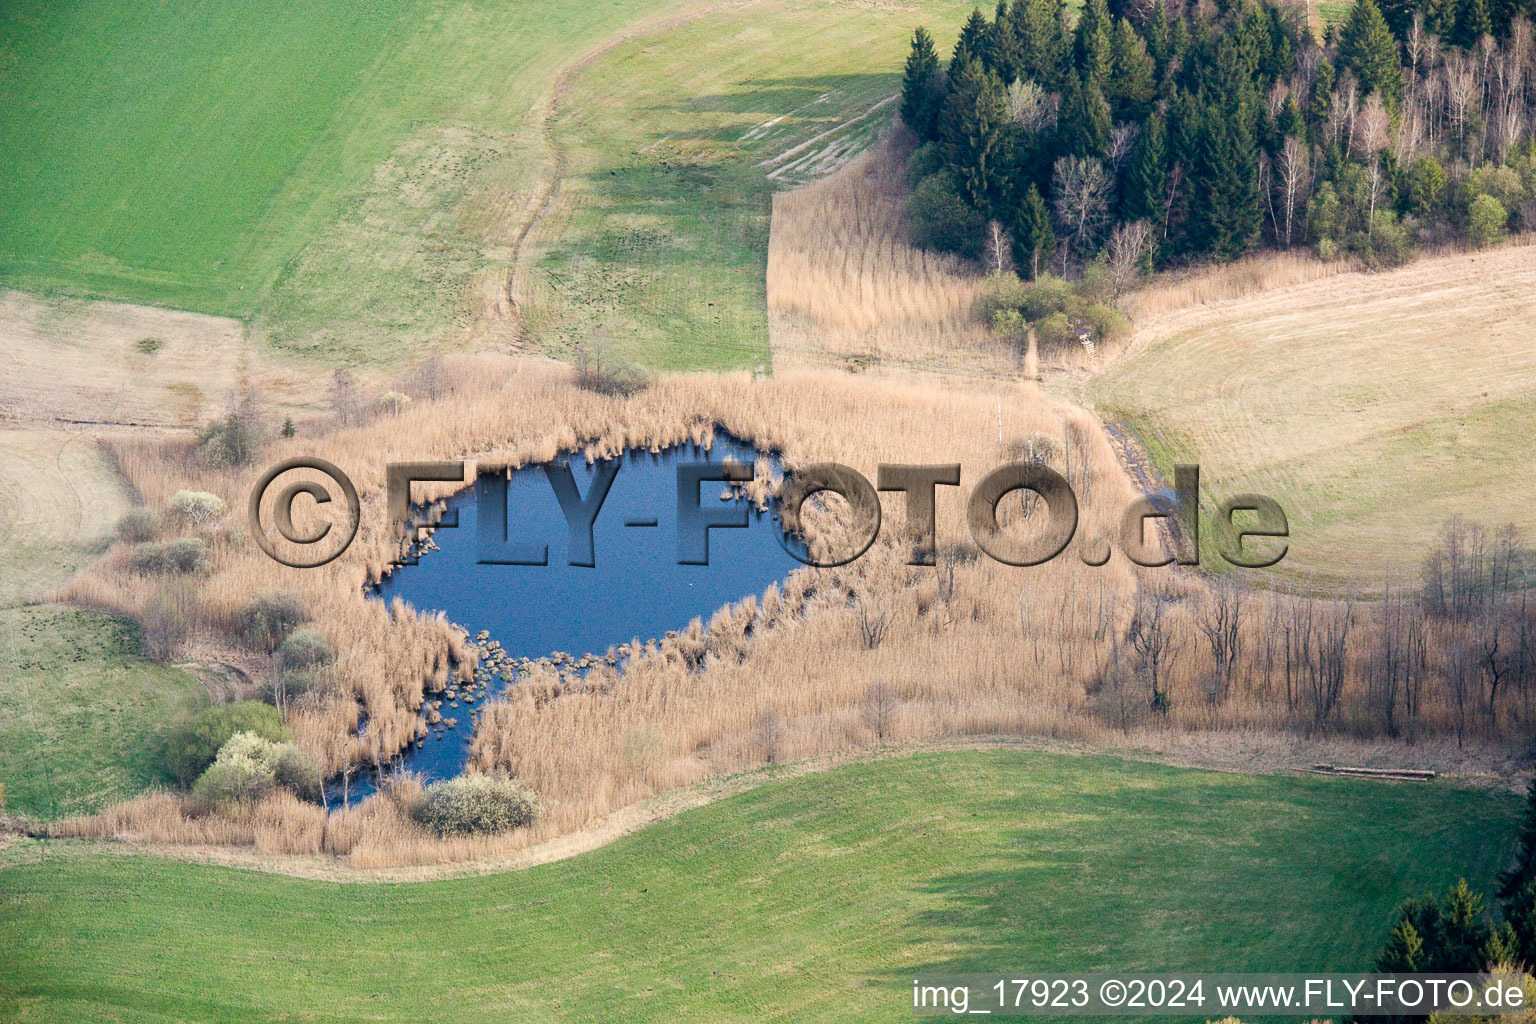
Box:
[0, 606, 204, 819]
[0, 0, 975, 369]
[1, 750, 1519, 1022]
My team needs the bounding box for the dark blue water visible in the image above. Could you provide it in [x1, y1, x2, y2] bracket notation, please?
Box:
[341, 438, 800, 800]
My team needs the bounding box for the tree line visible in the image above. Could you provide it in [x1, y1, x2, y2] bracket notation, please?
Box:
[900, 0, 1536, 278]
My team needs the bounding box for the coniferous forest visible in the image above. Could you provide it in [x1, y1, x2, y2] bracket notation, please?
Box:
[900, 0, 1536, 277]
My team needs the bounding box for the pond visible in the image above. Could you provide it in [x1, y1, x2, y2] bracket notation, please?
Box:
[337, 437, 801, 802]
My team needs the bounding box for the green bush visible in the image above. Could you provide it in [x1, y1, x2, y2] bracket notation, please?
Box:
[411, 773, 541, 837]
[191, 752, 276, 808]
[235, 588, 308, 652]
[190, 730, 322, 807]
[1350, 211, 1413, 268]
[974, 271, 1029, 324]
[162, 701, 291, 787]
[1034, 311, 1075, 348]
[905, 141, 945, 186]
[1467, 193, 1509, 248]
[1019, 275, 1074, 323]
[278, 628, 334, 671]
[908, 171, 984, 258]
[1080, 302, 1130, 343]
[272, 744, 323, 802]
[115, 508, 160, 544]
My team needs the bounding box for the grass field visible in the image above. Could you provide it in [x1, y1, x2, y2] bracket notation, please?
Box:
[0, 750, 1519, 1021]
[0, 606, 204, 819]
[0, 0, 704, 363]
[1074, 245, 1536, 591]
[514, 0, 974, 370]
[0, 0, 975, 369]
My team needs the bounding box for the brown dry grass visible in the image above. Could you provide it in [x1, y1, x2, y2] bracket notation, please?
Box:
[1077, 242, 1536, 589]
[768, 138, 1017, 377]
[53, 353, 1536, 869]
[0, 289, 332, 427]
[0, 428, 134, 606]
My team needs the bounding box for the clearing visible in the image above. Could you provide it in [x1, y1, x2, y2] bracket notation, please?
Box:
[1, 749, 1519, 1021]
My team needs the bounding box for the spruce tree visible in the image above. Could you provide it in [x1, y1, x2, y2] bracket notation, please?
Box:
[1075, 0, 1115, 82]
[953, 8, 992, 68]
[1108, 19, 1158, 119]
[1504, 879, 1536, 965]
[902, 28, 944, 140]
[1339, 0, 1405, 102]
[988, 0, 1023, 82]
[1061, 76, 1113, 159]
[1015, 0, 1069, 86]
[1122, 111, 1167, 222]
[1438, 879, 1491, 971]
[1279, 94, 1307, 143]
[1145, 0, 1171, 69]
[1375, 916, 1426, 972]
[1450, 0, 1493, 47]
[1188, 101, 1260, 257]
[1011, 183, 1056, 276]
[941, 61, 1013, 214]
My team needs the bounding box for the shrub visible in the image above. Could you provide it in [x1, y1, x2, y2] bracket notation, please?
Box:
[908, 171, 984, 258]
[235, 588, 308, 652]
[133, 337, 164, 355]
[189, 730, 322, 807]
[272, 744, 323, 802]
[277, 627, 334, 671]
[975, 271, 1029, 324]
[1468, 194, 1509, 248]
[573, 339, 650, 397]
[168, 490, 227, 529]
[411, 773, 540, 836]
[191, 755, 275, 808]
[130, 537, 209, 576]
[905, 141, 946, 186]
[1080, 302, 1130, 343]
[1352, 211, 1413, 268]
[1018, 274, 1074, 323]
[162, 702, 291, 788]
[1033, 311, 1075, 348]
[115, 508, 160, 544]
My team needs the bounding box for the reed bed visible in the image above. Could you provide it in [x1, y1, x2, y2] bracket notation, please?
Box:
[54, 354, 1531, 868]
[767, 139, 1016, 375]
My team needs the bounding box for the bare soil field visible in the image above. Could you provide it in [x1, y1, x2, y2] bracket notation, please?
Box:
[1075, 243, 1536, 591]
[0, 290, 331, 428]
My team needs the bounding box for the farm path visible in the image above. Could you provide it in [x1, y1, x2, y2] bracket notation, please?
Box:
[497, 0, 769, 339]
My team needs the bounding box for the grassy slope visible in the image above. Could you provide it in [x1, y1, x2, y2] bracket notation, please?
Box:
[0, 606, 204, 819]
[1079, 246, 1536, 591]
[0, 0, 703, 363]
[526, 0, 973, 371]
[0, 750, 1519, 1022]
[0, 0, 975, 370]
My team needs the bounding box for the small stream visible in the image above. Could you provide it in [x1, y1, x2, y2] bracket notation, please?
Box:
[336, 437, 799, 802]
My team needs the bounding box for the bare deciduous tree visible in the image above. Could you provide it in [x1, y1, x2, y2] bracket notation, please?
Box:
[862, 682, 900, 742]
[1051, 156, 1112, 268]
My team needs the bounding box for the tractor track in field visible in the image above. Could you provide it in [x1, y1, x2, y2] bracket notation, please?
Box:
[501, 0, 768, 340]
